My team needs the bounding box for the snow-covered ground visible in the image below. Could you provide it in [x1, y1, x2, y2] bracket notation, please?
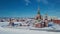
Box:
[0, 22, 60, 34]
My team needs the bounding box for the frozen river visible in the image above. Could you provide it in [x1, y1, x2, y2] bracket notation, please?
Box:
[0, 22, 60, 34]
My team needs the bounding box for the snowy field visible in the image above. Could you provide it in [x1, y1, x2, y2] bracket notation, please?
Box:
[0, 22, 60, 34]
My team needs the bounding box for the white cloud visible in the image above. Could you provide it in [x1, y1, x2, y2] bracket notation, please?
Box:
[36, 0, 48, 4]
[37, 0, 40, 2]
[42, 0, 48, 4]
[24, 0, 48, 6]
[25, 0, 31, 6]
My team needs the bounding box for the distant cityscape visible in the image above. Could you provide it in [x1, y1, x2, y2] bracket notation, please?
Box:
[0, 16, 58, 22]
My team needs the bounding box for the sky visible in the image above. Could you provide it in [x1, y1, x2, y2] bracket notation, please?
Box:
[0, 0, 60, 18]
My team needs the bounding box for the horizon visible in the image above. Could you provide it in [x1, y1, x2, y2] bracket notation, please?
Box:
[0, 0, 60, 18]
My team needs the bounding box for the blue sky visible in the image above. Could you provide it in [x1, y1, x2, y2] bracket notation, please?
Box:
[0, 0, 60, 17]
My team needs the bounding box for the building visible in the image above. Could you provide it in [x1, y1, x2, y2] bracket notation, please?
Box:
[35, 7, 42, 20]
[33, 5, 49, 28]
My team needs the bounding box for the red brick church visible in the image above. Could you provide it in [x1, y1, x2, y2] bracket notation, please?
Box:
[34, 6, 60, 28]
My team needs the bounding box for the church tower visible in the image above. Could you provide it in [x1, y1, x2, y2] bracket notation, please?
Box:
[35, 6, 42, 20]
[45, 13, 48, 20]
[44, 13, 48, 27]
[35, 0, 42, 20]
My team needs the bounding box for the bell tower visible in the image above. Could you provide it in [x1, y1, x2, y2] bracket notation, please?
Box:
[35, 1, 42, 20]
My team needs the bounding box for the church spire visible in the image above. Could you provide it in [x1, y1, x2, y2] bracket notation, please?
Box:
[35, 0, 42, 20]
[45, 13, 48, 20]
[37, 0, 40, 15]
[37, 6, 40, 14]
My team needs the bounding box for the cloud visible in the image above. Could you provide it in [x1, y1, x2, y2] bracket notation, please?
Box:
[25, 0, 31, 6]
[37, 0, 40, 2]
[41, 0, 48, 4]
[36, 0, 48, 4]
[25, 0, 48, 6]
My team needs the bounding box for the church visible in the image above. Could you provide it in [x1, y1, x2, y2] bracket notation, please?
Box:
[33, 6, 60, 28]
[32, 6, 48, 28]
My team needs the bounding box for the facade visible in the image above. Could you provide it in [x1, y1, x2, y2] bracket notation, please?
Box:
[35, 7, 42, 20]
[53, 20, 60, 24]
[34, 6, 48, 28]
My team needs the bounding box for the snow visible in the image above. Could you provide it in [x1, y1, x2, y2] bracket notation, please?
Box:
[0, 22, 9, 26]
[0, 22, 60, 34]
[0, 26, 60, 34]
[51, 24, 60, 30]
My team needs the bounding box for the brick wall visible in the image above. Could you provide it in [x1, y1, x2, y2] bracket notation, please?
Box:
[53, 20, 60, 24]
